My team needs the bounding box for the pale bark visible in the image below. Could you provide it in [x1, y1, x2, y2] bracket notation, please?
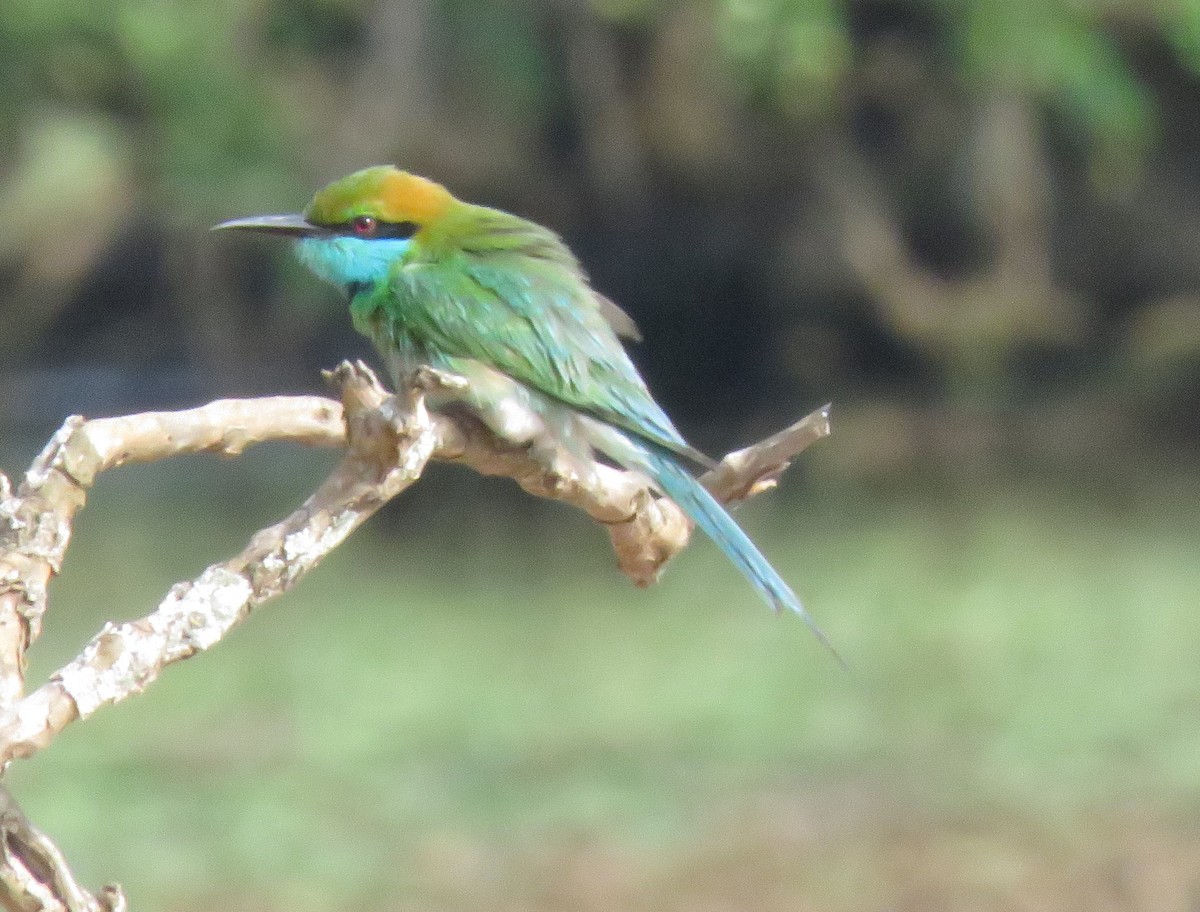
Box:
[0, 361, 828, 908]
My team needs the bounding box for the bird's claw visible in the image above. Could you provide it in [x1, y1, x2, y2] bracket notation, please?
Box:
[408, 366, 469, 394]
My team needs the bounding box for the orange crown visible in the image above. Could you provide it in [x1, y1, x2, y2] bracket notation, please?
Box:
[305, 166, 453, 226]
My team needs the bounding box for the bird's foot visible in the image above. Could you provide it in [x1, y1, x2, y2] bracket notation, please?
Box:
[406, 365, 469, 395]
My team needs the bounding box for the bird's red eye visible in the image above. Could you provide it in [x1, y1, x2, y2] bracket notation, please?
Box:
[351, 215, 377, 237]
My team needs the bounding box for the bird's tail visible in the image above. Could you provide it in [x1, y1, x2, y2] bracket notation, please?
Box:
[630, 442, 841, 662]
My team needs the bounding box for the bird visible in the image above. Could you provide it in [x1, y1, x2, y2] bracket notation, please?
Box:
[214, 166, 832, 652]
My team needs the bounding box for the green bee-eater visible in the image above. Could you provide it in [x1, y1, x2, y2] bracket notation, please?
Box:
[216, 166, 829, 648]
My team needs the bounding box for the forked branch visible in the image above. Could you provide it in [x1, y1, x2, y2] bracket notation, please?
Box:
[0, 362, 828, 908]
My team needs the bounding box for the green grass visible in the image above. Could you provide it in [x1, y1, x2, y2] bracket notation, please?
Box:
[6, 453, 1200, 910]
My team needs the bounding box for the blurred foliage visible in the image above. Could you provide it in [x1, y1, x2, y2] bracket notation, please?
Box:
[2, 0, 1200, 472]
[717, 0, 853, 119]
[3, 4, 1200, 904]
[7, 473, 1200, 909]
[952, 0, 1156, 174]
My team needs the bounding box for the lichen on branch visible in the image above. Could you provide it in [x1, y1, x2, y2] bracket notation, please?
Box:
[0, 360, 828, 909]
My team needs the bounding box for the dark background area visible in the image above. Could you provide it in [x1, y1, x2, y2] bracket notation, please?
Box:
[3, 2, 1200, 910]
[4, 0, 1199, 475]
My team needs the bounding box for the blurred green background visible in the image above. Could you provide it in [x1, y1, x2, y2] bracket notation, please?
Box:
[3, 0, 1200, 909]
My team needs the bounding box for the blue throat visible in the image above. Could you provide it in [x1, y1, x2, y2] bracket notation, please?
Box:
[294, 236, 413, 289]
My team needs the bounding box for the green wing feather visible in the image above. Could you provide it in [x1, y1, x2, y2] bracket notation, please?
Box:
[381, 207, 710, 466]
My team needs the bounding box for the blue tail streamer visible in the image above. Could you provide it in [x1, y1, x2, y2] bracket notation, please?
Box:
[634, 444, 843, 664]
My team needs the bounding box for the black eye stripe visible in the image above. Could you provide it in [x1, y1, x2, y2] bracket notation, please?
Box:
[309, 218, 421, 239]
[378, 220, 419, 239]
[338, 220, 418, 238]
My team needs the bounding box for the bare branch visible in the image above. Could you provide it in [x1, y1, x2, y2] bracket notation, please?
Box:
[0, 397, 346, 705]
[0, 363, 828, 767]
[0, 782, 124, 912]
[0, 360, 828, 908]
[703, 404, 832, 504]
[0, 363, 433, 762]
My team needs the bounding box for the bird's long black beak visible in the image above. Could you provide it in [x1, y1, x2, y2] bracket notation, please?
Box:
[211, 214, 323, 237]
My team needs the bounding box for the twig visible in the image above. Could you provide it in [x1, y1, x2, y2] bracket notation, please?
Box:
[0, 363, 829, 759]
[0, 361, 829, 908]
[0, 782, 125, 912]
